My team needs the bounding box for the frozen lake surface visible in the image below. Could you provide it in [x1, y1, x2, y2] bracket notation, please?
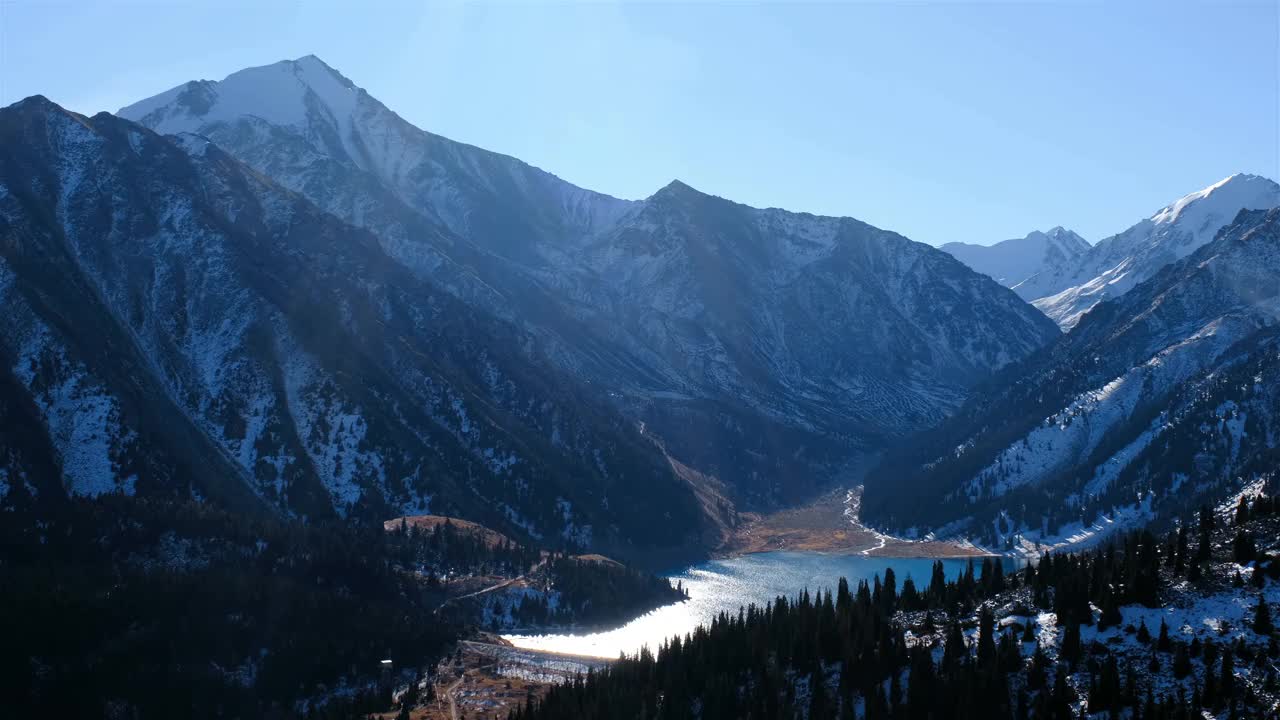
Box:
[505, 551, 1009, 659]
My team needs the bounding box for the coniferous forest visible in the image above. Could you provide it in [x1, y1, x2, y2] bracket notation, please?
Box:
[3, 10, 1279, 720]
[1, 496, 683, 719]
[510, 495, 1280, 720]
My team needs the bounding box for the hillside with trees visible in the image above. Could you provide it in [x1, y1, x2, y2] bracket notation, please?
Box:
[510, 487, 1280, 719]
[1, 497, 683, 719]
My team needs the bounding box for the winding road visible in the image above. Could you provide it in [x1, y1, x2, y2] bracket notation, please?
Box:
[433, 558, 547, 615]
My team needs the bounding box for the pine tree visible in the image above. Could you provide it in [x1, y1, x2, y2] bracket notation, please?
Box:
[1233, 531, 1256, 564]
[1220, 650, 1235, 706]
[1095, 654, 1121, 716]
[1255, 596, 1273, 635]
[1098, 589, 1122, 630]
[977, 606, 997, 666]
[1196, 504, 1215, 562]
[809, 668, 833, 720]
[942, 619, 968, 669]
[1173, 644, 1192, 679]
[1061, 620, 1082, 669]
[1189, 558, 1203, 582]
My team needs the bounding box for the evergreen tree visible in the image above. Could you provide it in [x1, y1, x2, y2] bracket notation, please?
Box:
[1233, 531, 1257, 564]
[1196, 504, 1215, 563]
[1255, 596, 1274, 635]
[1061, 620, 1082, 669]
[1219, 650, 1235, 706]
[977, 606, 997, 666]
[1173, 644, 1192, 679]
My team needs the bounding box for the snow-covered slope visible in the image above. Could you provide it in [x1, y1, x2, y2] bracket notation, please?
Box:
[941, 227, 1090, 298]
[1023, 175, 1280, 329]
[0, 96, 707, 559]
[863, 207, 1280, 549]
[118, 56, 1061, 506]
[589, 180, 1060, 432]
[118, 56, 636, 271]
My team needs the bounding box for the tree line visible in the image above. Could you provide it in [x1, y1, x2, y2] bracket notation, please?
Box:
[510, 498, 1280, 720]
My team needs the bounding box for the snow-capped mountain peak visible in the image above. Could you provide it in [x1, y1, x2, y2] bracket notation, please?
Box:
[118, 55, 356, 132]
[939, 174, 1280, 328]
[1041, 226, 1091, 250]
[1028, 173, 1280, 328]
[940, 226, 1089, 296]
[1149, 173, 1276, 231]
[119, 55, 637, 254]
[118, 55, 368, 171]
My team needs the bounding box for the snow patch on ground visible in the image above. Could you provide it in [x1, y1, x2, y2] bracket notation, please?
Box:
[12, 328, 134, 498]
[279, 333, 386, 514]
[992, 497, 1156, 560]
[961, 316, 1243, 505]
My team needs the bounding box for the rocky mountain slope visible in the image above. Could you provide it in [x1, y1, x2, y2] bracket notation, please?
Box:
[1020, 174, 1279, 329]
[0, 96, 708, 560]
[941, 226, 1090, 298]
[862, 207, 1280, 550]
[118, 56, 1061, 504]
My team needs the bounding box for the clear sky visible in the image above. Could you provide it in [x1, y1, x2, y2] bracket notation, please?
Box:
[1, 1, 1276, 246]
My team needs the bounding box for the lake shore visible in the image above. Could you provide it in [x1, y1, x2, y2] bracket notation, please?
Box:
[718, 487, 992, 559]
[502, 550, 1011, 660]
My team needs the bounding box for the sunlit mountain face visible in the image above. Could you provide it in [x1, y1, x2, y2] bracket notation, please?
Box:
[865, 207, 1280, 550]
[942, 226, 1092, 297]
[116, 56, 1061, 511]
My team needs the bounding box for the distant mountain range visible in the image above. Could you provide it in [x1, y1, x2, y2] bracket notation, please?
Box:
[864, 206, 1280, 551]
[944, 174, 1280, 329]
[941, 226, 1091, 298]
[0, 57, 1060, 559]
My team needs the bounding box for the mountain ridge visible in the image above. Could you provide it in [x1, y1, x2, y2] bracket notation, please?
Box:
[862, 206, 1280, 552]
[0, 96, 710, 561]
[941, 226, 1090, 297]
[1029, 173, 1280, 328]
[117, 55, 1061, 508]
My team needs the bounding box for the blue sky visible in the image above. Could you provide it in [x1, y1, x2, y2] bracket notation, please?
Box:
[1, 1, 1276, 246]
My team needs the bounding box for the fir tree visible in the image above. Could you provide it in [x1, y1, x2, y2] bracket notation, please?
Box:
[1137, 620, 1151, 644]
[1061, 620, 1083, 669]
[1173, 644, 1192, 679]
[1255, 596, 1273, 635]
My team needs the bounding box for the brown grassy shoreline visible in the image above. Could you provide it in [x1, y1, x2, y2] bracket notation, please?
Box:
[717, 488, 992, 559]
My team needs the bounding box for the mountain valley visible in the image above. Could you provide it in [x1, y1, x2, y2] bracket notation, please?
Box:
[3, 39, 1280, 720]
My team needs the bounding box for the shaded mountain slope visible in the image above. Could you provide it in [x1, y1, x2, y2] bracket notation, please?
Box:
[0, 96, 706, 560]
